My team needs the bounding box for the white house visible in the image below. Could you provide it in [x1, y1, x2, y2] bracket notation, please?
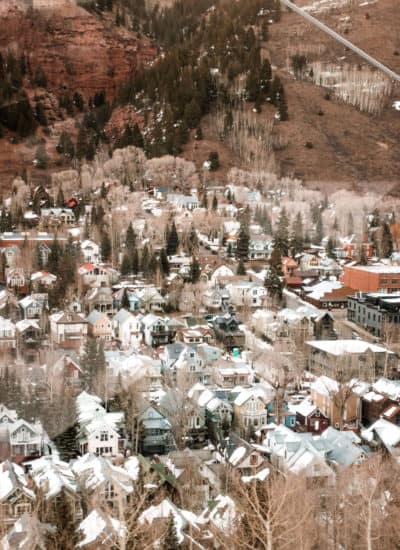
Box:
[40, 207, 75, 226]
[113, 309, 142, 348]
[78, 264, 119, 288]
[30, 271, 57, 288]
[8, 419, 48, 460]
[76, 392, 124, 457]
[19, 294, 48, 320]
[226, 281, 266, 308]
[81, 240, 100, 264]
[0, 316, 16, 350]
[49, 311, 88, 350]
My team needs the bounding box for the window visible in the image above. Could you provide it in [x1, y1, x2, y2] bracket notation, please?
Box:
[105, 482, 115, 500]
[18, 428, 27, 442]
[250, 454, 258, 466]
[100, 431, 109, 441]
[15, 503, 31, 515]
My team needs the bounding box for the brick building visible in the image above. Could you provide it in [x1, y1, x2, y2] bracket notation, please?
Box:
[343, 265, 400, 293]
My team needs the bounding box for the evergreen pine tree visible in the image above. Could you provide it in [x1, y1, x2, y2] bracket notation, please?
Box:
[121, 288, 130, 309]
[290, 212, 304, 256]
[35, 102, 47, 126]
[278, 88, 288, 121]
[76, 126, 89, 160]
[56, 186, 65, 207]
[189, 256, 201, 283]
[183, 98, 201, 129]
[314, 212, 323, 245]
[132, 123, 144, 148]
[159, 248, 170, 276]
[140, 244, 150, 275]
[120, 254, 132, 275]
[274, 207, 289, 256]
[236, 223, 250, 260]
[326, 237, 335, 259]
[35, 143, 49, 169]
[132, 248, 139, 274]
[101, 231, 112, 261]
[162, 515, 180, 550]
[208, 152, 220, 171]
[265, 246, 283, 302]
[125, 223, 136, 254]
[381, 222, 393, 259]
[48, 239, 61, 273]
[194, 126, 203, 140]
[237, 259, 246, 275]
[166, 222, 179, 256]
[187, 224, 199, 254]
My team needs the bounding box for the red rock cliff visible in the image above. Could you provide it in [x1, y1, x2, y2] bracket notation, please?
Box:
[0, 4, 156, 100]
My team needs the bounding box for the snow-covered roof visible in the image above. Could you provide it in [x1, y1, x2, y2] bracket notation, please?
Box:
[290, 398, 316, 417]
[72, 453, 134, 494]
[242, 467, 270, 483]
[199, 494, 236, 532]
[30, 456, 77, 499]
[373, 378, 400, 401]
[139, 498, 200, 543]
[361, 418, 400, 448]
[211, 265, 235, 280]
[0, 462, 35, 502]
[306, 339, 390, 356]
[229, 446, 247, 466]
[77, 509, 125, 548]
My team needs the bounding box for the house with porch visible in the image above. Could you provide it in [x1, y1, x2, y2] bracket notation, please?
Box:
[81, 240, 100, 264]
[139, 405, 175, 455]
[211, 314, 245, 351]
[86, 310, 113, 341]
[233, 389, 268, 437]
[86, 284, 114, 315]
[76, 392, 125, 457]
[0, 461, 35, 529]
[50, 311, 88, 350]
[19, 293, 48, 320]
[113, 309, 142, 348]
[141, 314, 179, 347]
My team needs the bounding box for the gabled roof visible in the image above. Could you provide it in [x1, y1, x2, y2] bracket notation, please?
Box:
[1, 513, 54, 550]
[0, 461, 35, 502]
[361, 418, 400, 450]
[306, 339, 390, 356]
[77, 509, 125, 548]
[139, 498, 200, 544]
[86, 309, 109, 325]
[50, 311, 87, 325]
[30, 456, 77, 499]
[72, 453, 135, 493]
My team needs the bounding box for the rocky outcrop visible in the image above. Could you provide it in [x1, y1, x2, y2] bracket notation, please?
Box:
[0, 4, 156, 101]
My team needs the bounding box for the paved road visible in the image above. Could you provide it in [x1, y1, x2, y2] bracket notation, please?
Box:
[280, 0, 400, 83]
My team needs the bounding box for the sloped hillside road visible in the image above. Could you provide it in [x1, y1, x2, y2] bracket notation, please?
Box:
[280, 0, 400, 83]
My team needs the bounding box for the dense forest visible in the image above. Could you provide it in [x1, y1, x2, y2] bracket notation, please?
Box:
[0, 0, 288, 165]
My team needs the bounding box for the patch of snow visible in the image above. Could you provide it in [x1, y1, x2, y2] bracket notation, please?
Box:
[229, 446, 247, 466]
[124, 456, 140, 481]
[77, 511, 106, 547]
[242, 467, 270, 483]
